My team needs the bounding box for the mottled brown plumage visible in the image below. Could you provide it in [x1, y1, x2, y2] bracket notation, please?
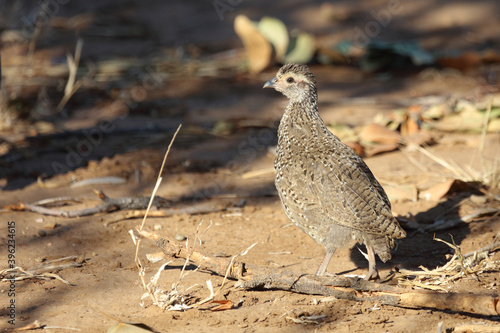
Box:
[264, 63, 406, 280]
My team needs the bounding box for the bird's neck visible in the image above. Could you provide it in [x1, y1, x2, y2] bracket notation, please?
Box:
[281, 93, 324, 128]
[278, 92, 328, 146]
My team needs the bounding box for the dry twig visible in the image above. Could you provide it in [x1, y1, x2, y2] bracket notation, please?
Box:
[10, 192, 171, 217]
[134, 124, 182, 300]
[8, 190, 232, 220]
[137, 229, 500, 316]
[0, 256, 82, 285]
[57, 38, 83, 112]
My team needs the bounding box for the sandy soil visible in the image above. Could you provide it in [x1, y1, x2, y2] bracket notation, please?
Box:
[1, 1, 500, 332]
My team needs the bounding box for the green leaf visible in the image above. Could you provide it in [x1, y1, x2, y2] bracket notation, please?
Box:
[284, 32, 315, 64]
[257, 17, 289, 62]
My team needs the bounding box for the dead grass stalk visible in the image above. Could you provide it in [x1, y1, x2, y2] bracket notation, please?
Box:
[396, 236, 500, 291]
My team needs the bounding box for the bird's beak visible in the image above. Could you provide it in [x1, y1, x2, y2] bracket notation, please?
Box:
[263, 77, 277, 88]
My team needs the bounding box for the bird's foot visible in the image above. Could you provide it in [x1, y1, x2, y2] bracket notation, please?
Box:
[365, 244, 380, 280]
[364, 267, 380, 281]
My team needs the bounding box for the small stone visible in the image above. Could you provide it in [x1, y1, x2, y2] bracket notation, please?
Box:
[37, 230, 46, 237]
[146, 252, 165, 263]
[43, 222, 57, 229]
[175, 234, 187, 241]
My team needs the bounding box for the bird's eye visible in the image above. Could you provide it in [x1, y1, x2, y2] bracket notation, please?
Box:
[286, 77, 294, 83]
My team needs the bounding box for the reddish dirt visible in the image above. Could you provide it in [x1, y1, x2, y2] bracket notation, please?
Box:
[1, 1, 500, 332]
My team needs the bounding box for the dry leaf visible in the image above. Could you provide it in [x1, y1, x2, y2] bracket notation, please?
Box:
[234, 15, 272, 74]
[419, 179, 456, 201]
[360, 123, 401, 145]
[384, 184, 418, 202]
[402, 117, 420, 136]
[430, 107, 485, 132]
[401, 105, 422, 136]
[364, 143, 399, 157]
[421, 103, 452, 120]
[209, 300, 234, 311]
[403, 131, 434, 150]
[345, 141, 364, 157]
[419, 179, 475, 201]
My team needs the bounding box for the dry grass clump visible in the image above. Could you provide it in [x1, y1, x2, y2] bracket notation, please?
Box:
[396, 236, 500, 291]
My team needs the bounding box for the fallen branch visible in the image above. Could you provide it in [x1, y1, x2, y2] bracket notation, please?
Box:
[137, 229, 500, 316]
[8, 190, 232, 219]
[8, 191, 170, 217]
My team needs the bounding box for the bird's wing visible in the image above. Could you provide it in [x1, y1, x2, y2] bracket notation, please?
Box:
[304, 142, 405, 238]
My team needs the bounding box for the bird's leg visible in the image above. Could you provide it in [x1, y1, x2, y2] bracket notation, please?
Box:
[365, 244, 379, 280]
[315, 250, 335, 276]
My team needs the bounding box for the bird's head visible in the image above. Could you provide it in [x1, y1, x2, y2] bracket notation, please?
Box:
[263, 63, 317, 103]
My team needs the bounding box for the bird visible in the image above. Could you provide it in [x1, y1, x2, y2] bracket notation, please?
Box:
[263, 63, 406, 280]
